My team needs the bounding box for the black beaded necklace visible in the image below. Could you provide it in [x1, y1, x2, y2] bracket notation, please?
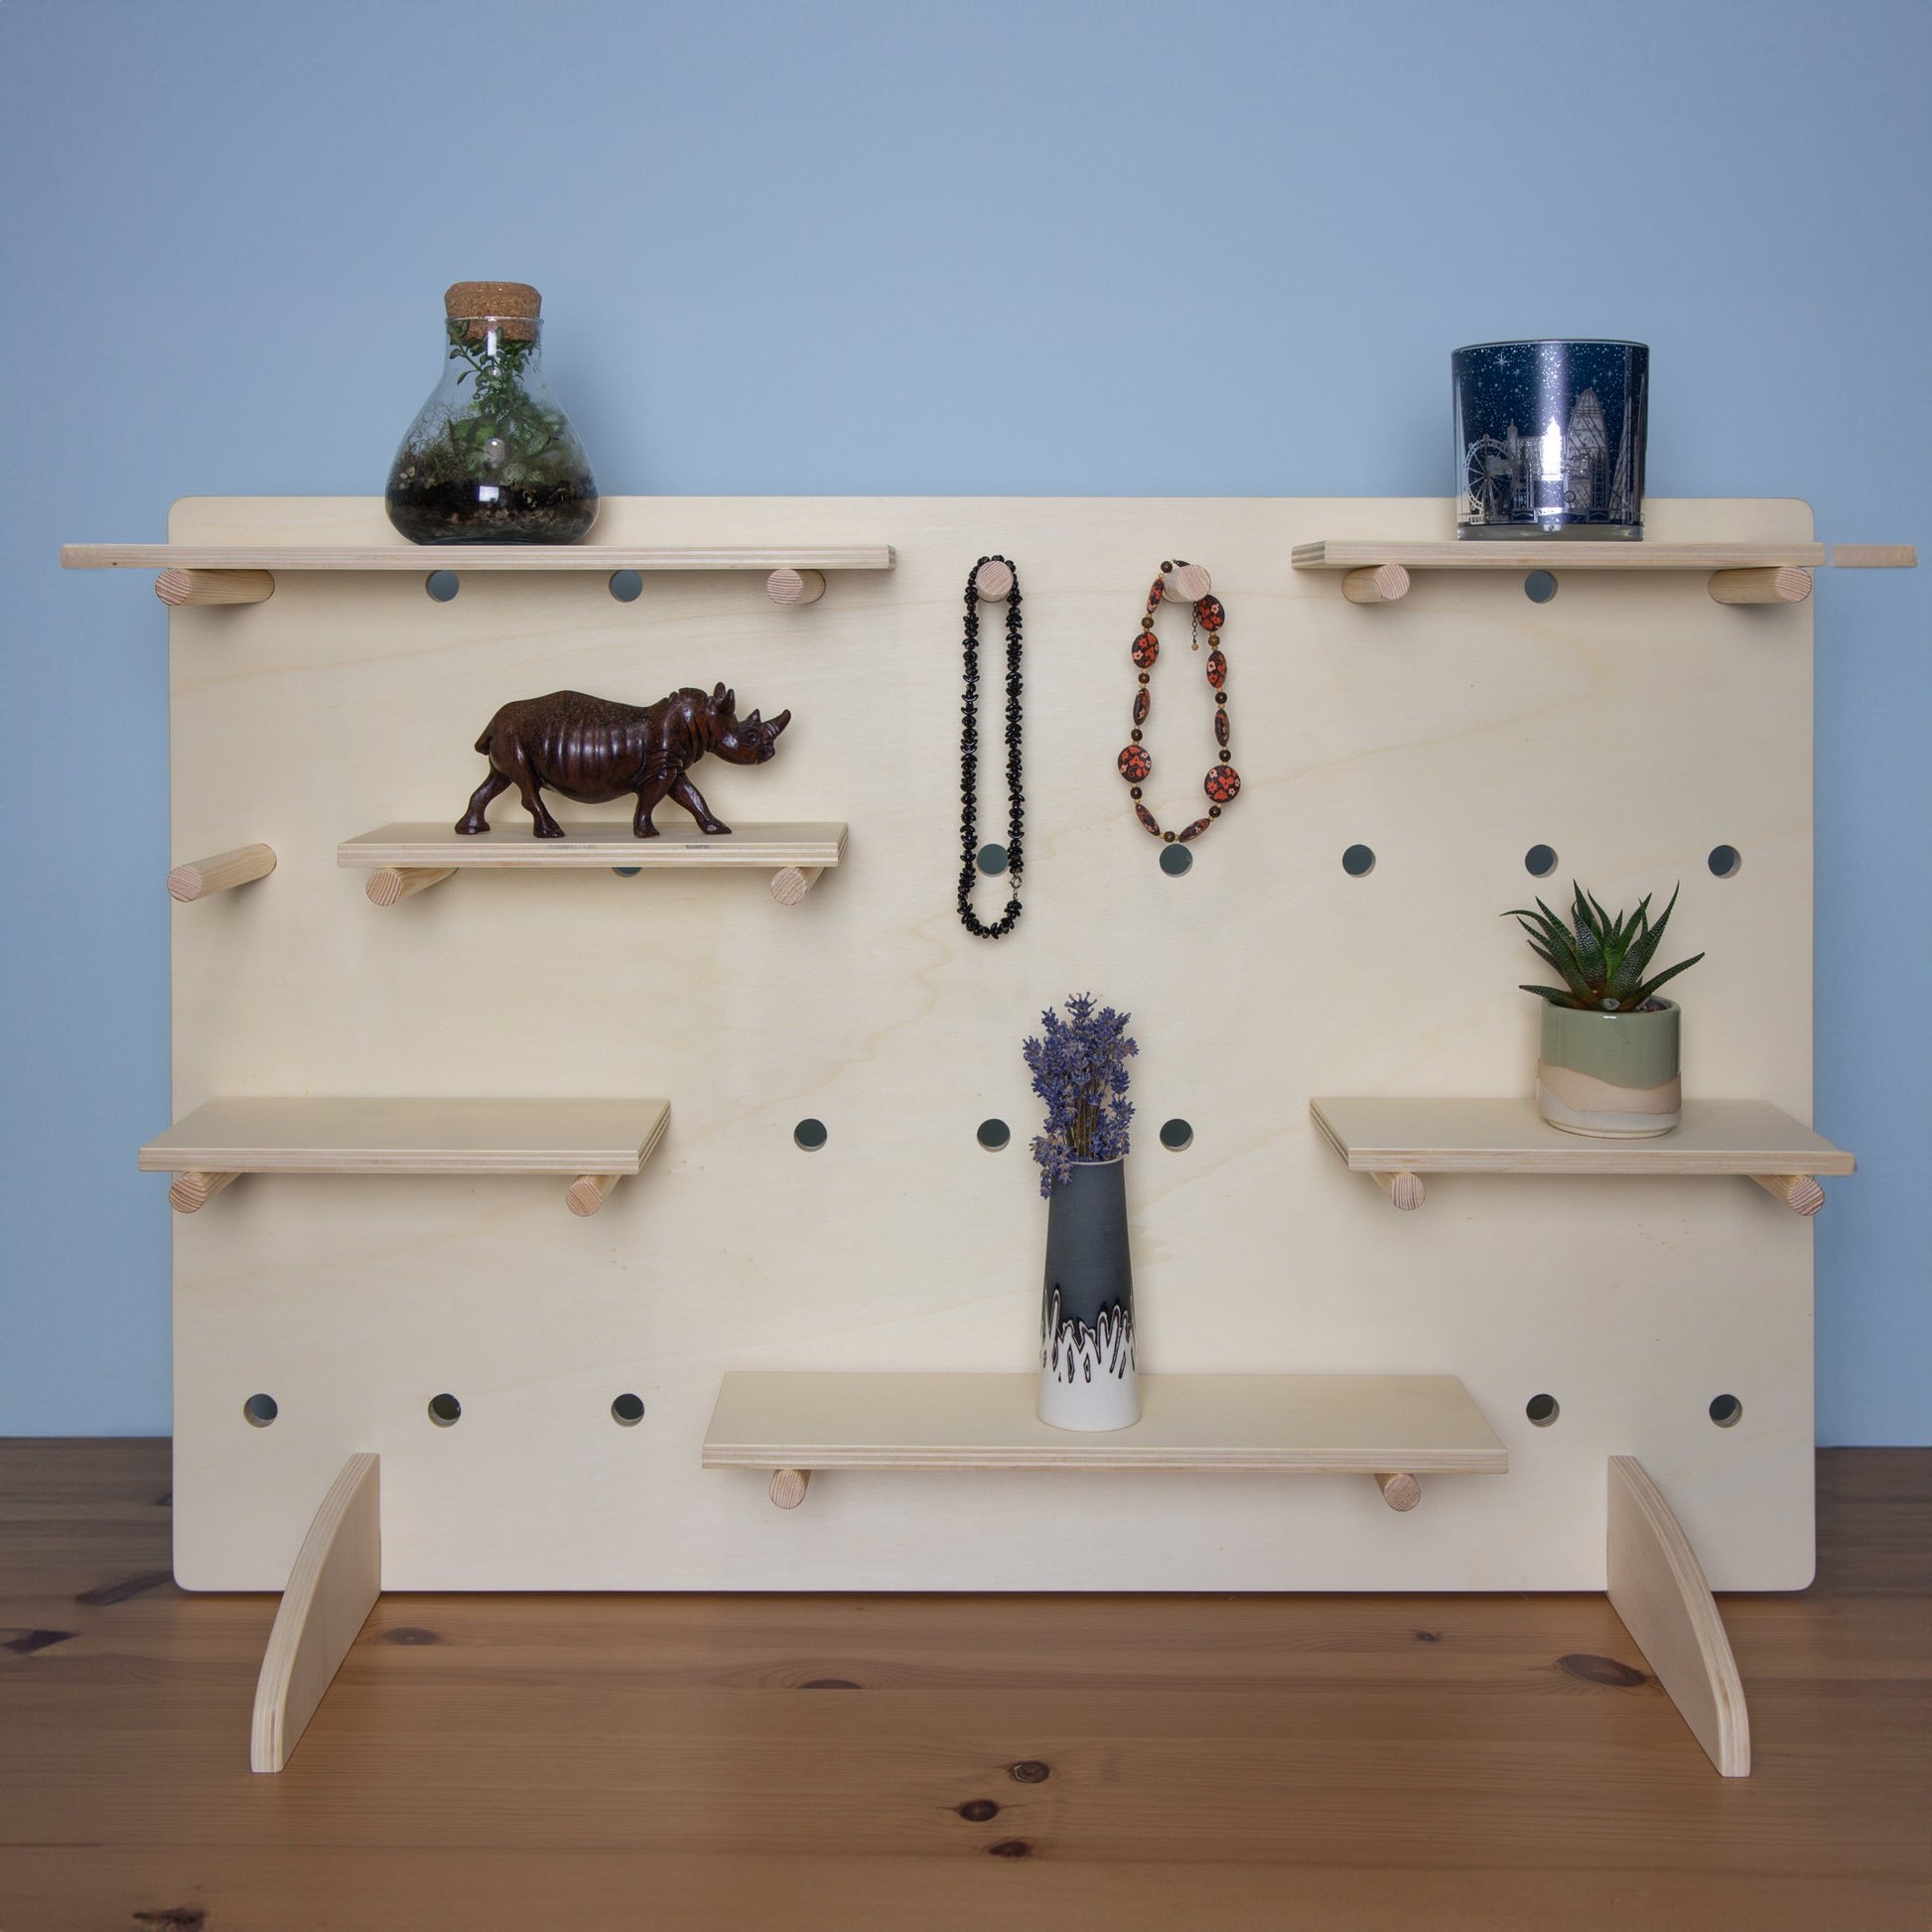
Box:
[957, 555, 1025, 937]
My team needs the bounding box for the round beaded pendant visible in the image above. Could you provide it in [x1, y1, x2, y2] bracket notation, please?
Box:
[1118, 560, 1238, 854]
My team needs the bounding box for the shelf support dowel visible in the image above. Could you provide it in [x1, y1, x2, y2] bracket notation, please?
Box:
[768, 1467, 811, 1510]
[169, 1170, 237, 1213]
[765, 568, 827, 608]
[565, 1173, 622, 1218]
[1708, 565, 1812, 605]
[167, 842, 277, 903]
[1374, 1471, 1421, 1512]
[365, 867, 456, 907]
[972, 559, 1014, 603]
[1750, 1172, 1826, 1216]
[1605, 1454, 1750, 1777]
[1371, 1170, 1426, 1211]
[1341, 563, 1412, 605]
[769, 866, 824, 905]
[156, 567, 276, 608]
[1163, 562, 1212, 603]
[251, 1451, 380, 1774]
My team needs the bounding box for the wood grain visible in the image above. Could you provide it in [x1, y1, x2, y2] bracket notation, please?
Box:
[0, 1441, 1925, 1930]
[166, 841, 277, 902]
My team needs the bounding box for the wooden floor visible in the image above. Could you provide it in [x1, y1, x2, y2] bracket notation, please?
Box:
[1, 1444, 1926, 1932]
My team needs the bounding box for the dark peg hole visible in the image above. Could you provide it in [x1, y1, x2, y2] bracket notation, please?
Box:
[1342, 843, 1376, 878]
[977, 843, 1008, 876]
[612, 1393, 645, 1426]
[1160, 844, 1192, 876]
[977, 1118, 1011, 1151]
[1708, 844, 1742, 880]
[1159, 1118, 1193, 1152]
[1526, 1393, 1560, 1427]
[1709, 1394, 1743, 1429]
[611, 866, 641, 877]
[1523, 569, 1559, 604]
[242, 1393, 278, 1428]
[608, 569, 643, 603]
[793, 1118, 828, 1151]
[424, 569, 461, 603]
[427, 1392, 463, 1427]
[1524, 843, 1559, 878]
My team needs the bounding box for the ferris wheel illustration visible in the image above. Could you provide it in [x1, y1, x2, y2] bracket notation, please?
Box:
[1464, 436, 1515, 523]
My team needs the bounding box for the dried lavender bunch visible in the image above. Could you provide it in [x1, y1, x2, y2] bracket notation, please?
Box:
[1023, 992, 1138, 1196]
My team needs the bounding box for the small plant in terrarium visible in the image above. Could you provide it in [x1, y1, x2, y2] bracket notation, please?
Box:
[1023, 992, 1138, 1197]
[1506, 883, 1703, 1012]
[1505, 883, 1702, 1139]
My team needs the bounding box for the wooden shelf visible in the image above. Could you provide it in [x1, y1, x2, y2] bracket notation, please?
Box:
[1310, 1096, 1853, 1214]
[63, 542, 895, 574]
[1292, 540, 1828, 573]
[703, 1371, 1508, 1491]
[339, 820, 847, 906]
[139, 1096, 669, 1216]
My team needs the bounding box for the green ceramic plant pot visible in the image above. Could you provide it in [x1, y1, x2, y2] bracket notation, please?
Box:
[1536, 999, 1681, 1138]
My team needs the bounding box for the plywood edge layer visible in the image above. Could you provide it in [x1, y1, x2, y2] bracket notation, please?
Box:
[339, 822, 848, 870]
[64, 543, 896, 572]
[1291, 540, 1828, 570]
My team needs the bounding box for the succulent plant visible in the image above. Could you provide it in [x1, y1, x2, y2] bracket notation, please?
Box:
[1505, 883, 1703, 1013]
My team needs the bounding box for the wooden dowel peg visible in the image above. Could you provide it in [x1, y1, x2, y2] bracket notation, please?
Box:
[765, 568, 826, 608]
[169, 1170, 238, 1213]
[156, 568, 275, 607]
[1751, 1172, 1825, 1216]
[566, 1173, 622, 1218]
[1374, 1471, 1421, 1512]
[1163, 562, 1212, 603]
[1830, 544, 1917, 569]
[1342, 563, 1412, 605]
[769, 865, 824, 905]
[365, 867, 455, 907]
[1372, 1171, 1426, 1211]
[768, 1467, 810, 1510]
[167, 842, 277, 903]
[972, 559, 1014, 603]
[1708, 566, 1812, 605]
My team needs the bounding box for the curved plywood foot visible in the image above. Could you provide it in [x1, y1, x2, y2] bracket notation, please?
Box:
[1605, 1454, 1749, 1777]
[251, 1452, 380, 1774]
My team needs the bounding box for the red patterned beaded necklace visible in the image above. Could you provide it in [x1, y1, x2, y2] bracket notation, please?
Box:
[1117, 560, 1238, 846]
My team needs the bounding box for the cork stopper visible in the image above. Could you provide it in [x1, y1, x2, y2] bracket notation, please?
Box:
[444, 281, 540, 343]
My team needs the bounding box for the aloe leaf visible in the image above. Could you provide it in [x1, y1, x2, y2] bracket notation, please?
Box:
[1520, 982, 1584, 1008]
[1631, 952, 1704, 1006]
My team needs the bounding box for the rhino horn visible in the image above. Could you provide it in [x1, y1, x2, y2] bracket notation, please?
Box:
[766, 709, 791, 738]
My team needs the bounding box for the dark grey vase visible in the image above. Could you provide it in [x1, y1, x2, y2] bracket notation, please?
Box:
[1037, 1158, 1140, 1431]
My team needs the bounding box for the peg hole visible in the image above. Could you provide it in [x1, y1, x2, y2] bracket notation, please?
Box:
[1524, 570, 1559, 604]
[242, 1393, 278, 1428]
[612, 1393, 645, 1426]
[1524, 843, 1559, 878]
[1526, 1393, 1560, 1427]
[1342, 844, 1376, 878]
[424, 570, 460, 603]
[1708, 844, 1742, 879]
[977, 843, 1008, 876]
[427, 1392, 462, 1427]
[1160, 844, 1192, 876]
[977, 1118, 1011, 1151]
[1159, 1118, 1194, 1151]
[1709, 1393, 1743, 1428]
[793, 1118, 828, 1151]
[608, 570, 643, 603]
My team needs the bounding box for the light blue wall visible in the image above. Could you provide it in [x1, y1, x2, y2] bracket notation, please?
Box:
[2, 0, 1925, 1441]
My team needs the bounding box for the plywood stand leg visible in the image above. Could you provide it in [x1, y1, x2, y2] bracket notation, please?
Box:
[251, 1452, 380, 1774]
[167, 842, 277, 902]
[768, 1467, 810, 1509]
[769, 865, 823, 904]
[1341, 563, 1411, 604]
[365, 867, 455, 906]
[1604, 1454, 1749, 1777]
[1751, 1172, 1825, 1215]
[1372, 1170, 1426, 1210]
[168, 1170, 237, 1213]
[1373, 1471, 1421, 1511]
[156, 567, 275, 607]
[565, 1172, 622, 1217]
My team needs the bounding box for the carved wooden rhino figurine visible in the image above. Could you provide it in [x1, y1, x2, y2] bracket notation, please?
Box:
[457, 683, 791, 839]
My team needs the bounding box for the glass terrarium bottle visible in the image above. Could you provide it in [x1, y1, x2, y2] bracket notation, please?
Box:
[385, 281, 599, 544]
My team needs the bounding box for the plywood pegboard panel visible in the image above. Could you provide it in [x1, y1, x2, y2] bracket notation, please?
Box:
[160, 494, 1821, 1591]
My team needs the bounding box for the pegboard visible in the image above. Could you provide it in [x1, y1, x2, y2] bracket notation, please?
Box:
[160, 493, 1821, 1592]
